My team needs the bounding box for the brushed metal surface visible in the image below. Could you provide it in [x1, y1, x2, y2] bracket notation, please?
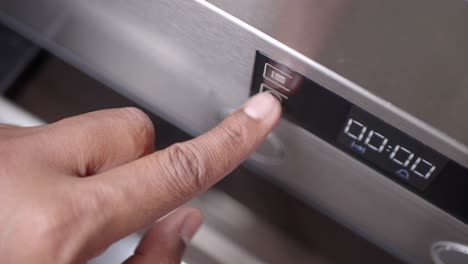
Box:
[208, 0, 468, 147]
[1, 0, 468, 263]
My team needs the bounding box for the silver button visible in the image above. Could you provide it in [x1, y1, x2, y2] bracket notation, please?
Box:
[259, 83, 287, 102]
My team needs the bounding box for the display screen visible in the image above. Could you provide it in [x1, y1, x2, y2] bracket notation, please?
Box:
[251, 51, 468, 224]
[337, 107, 449, 190]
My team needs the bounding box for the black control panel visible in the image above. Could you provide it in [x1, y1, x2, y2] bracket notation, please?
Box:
[250, 51, 468, 224]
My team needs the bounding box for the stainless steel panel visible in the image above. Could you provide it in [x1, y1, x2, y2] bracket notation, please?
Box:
[253, 118, 468, 263]
[1, 0, 466, 164]
[89, 190, 322, 264]
[1, 1, 468, 263]
[208, 0, 468, 147]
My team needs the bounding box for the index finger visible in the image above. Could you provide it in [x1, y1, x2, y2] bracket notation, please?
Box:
[82, 92, 281, 247]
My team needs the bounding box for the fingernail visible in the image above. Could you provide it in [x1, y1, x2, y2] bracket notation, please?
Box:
[180, 211, 203, 244]
[243, 92, 277, 120]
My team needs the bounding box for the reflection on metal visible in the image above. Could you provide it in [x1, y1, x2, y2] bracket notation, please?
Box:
[90, 190, 321, 264]
[431, 241, 468, 264]
[0, 97, 43, 126]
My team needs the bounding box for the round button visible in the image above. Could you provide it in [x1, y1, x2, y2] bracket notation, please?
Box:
[431, 241, 468, 264]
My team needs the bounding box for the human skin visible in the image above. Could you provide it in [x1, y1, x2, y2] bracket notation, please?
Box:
[0, 92, 281, 264]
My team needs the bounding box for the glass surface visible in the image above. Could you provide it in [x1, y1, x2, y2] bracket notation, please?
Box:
[337, 106, 449, 190]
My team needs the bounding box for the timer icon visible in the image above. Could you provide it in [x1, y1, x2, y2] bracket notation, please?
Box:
[396, 169, 410, 180]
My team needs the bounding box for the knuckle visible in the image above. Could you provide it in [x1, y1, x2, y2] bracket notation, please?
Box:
[25, 201, 83, 261]
[218, 120, 248, 149]
[120, 107, 154, 135]
[28, 187, 105, 262]
[163, 143, 206, 195]
[39, 202, 84, 234]
[119, 107, 155, 151]
[34, 210, 66, 244]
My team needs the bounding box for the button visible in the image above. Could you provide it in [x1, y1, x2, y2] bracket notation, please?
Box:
[259, 83, 288, 102]
[262, 62, 303, 98]
[263, 63, 293, 91]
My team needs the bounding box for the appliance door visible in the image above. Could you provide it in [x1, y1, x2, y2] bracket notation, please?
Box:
[1, 1, 468, 263]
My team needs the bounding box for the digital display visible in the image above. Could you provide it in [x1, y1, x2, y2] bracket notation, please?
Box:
[337, 107, 449, 190]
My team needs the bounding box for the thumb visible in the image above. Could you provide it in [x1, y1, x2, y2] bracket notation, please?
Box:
[123, 207, 203, 264]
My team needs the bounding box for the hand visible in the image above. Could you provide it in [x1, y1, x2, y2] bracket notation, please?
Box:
[0, 93, 281, 264]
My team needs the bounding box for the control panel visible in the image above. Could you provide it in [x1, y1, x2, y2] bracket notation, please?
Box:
[251, 51, 468, 224]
